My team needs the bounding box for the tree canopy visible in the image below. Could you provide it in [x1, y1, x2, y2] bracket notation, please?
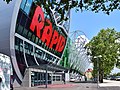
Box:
[4, 0, 120, 15]
[116, 32, 120, 69]
[86, 29, 120, 82]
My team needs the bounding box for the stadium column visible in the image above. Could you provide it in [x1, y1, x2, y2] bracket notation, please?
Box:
[45, 64, 48, 88]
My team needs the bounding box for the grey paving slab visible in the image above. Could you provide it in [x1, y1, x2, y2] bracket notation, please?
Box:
[14, 82, 120, 90]
[99, 79, 120, 87]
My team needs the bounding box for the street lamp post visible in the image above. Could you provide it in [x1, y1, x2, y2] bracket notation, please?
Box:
[94, 55, 102, 88]
[97, 58, 99, 88]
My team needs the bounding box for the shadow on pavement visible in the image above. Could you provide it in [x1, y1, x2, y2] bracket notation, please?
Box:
[70, 81, 97, 83]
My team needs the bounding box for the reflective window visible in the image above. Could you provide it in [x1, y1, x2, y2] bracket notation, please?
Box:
[35, 47, 45, 59]
[16, 0, 66, 58]
[24, 42, 33, 55]
[31, 34, 35, 42]
[15, 36, 23, 52]
[20, 0, 27, 10]
[25, 42, 30, 54]
[15, 37, 20, 51]
[38, 39, 42, 46]
[22, 28, 28, 37]
[35, 37, 39, 44]
[53, 75, 62, 81]
[24, 0, 33, 15]
[56, 76, 60, 81]
[20, 0, 33, 15]
[19, 39, 23, 52]
[27, 31, 32, 40]
[16, 25, 24, 35]
[53, 76, 55, 81]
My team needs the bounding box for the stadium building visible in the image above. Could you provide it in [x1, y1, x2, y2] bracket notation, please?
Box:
[0, 0, 90, 88]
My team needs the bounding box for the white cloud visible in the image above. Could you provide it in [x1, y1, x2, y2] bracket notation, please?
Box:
[111, 67, 120, 74]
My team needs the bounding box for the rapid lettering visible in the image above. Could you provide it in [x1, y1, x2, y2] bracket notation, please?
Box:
[30, 6, 66, 52]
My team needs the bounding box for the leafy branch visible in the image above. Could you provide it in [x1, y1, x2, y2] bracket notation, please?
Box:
[4, 0, 120, 15]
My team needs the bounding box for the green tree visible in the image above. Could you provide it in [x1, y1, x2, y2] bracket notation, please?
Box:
[86, 29, 119, 83]
[116, 32, 120, 68]
[4, 0, 120, 15]
[113, 72, 120, 76]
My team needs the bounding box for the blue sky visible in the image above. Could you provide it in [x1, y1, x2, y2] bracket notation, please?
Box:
[70, 9, 120, 73]
[70, 9, 120, 40]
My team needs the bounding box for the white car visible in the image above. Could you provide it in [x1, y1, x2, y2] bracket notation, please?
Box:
[70, 78, 76, 82]
[116, 76, 120, 81]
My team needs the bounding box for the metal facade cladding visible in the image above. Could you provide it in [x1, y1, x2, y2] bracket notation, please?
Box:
[0, 0, 23, 86]
[0, 0, 15, 56]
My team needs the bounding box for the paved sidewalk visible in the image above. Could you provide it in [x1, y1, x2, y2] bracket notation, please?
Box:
[99, 79, 120, 87]
[15, 83, 97, 90]
[15, 82, 120, 90]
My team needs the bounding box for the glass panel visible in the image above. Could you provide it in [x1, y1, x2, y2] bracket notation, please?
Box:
[19, 39, 23, 52]
[22, 28, 28, 37]
[41, 42, 45, 48]
[15, 37, 23, 52]
[16, 10, 23, 24]
[24, 41, 33, 55]
[53, 76, 55, 81]
[31, 34, 35, 42]
[31, 71, 35, 87]
[15, 37, 20, 50]
[35, 37, 39, 44]
[25, 18, 31, 30]
[27, 31, 32, 40]
[34, 72, 38, 86]
[15, 24, 19, 32]
[37, 73, 40, 85]
[29, 2, 36, 18]
[24, 0, 33, 15]
[20, 0, 27, 10]
[56, 76, 60, 81]
[24, 42, 30, 54]
[38, 39, 42, 46]
[16, 25, 24, 35]
[15, 50, 26, 76]
[20, 13, 27, 26]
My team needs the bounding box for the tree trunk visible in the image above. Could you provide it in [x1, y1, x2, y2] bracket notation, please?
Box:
[99, 70, 103, 83]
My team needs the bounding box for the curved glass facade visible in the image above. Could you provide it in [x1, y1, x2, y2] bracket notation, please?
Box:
[13, 0, 70, 86]
[0, 0, 90, 87]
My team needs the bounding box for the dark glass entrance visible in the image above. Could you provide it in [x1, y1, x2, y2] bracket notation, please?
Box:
[31, 71, 51, 86]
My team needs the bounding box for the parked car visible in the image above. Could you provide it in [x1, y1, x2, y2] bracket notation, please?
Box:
[110, 76, 116, 80]
[106, 76, 111, 80]
[70, 78, 75, 82]
[70, 77, 81, 82]
[116, 76, 120, 81]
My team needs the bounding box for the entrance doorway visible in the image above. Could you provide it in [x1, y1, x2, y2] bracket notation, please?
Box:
[31, 71, 51, 86]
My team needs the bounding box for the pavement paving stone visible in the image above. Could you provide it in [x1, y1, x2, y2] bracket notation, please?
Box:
[99, 79, 120, 87]
[14, 81, 120, 90]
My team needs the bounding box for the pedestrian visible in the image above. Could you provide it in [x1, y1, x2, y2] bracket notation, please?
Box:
[62, 74, 66, 84]
[63, 78, 65, 84]
[85, 75, 87, 81]
[0, 77, 2, 90]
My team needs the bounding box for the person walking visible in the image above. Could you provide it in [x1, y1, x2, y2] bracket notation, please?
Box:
[0, 77, 2, 90]
[62, 73, 66, 84]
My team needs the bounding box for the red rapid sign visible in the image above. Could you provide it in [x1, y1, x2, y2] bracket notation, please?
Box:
[30, 6, 66, 52]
